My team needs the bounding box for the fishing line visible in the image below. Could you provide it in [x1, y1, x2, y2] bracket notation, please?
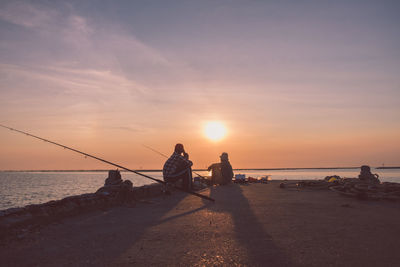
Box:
[0, 124, 215, 202]
[142, 144, 209, 180]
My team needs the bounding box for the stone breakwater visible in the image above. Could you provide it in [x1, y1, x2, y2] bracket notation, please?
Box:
[0, 170, 164, 238]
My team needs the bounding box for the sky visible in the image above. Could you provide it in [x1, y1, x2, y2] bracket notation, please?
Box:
[0, 0, 399, 170]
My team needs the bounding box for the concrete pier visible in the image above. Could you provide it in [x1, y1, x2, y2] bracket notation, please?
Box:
[1, 181, 400, 266]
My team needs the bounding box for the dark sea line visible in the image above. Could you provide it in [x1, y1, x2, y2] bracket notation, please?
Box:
[2, 166, 399, 172]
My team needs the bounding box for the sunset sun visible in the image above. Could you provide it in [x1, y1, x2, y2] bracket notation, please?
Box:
[204, 121, 227, 141]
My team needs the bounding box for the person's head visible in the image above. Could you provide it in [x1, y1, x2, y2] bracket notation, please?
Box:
[360, 165, 371, 173]
[174, 143, 184, 154]
[220, 152, 229, 161]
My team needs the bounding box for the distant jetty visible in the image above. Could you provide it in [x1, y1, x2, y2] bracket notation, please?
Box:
[3, 166, 396, 172]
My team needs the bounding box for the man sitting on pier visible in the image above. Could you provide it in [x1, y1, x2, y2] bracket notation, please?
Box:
[208, 152, 234, 185]
[163, 143, 193, 192]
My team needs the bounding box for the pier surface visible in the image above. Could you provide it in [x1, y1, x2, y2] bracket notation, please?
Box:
[1, 181, 400, 266]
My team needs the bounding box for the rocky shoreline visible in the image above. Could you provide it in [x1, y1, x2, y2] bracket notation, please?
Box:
[0, 170, 164, 238]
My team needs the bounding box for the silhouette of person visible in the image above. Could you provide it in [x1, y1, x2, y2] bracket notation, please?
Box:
[163, 143, 193, 191]
[207, 152, 234, 185]
[358, 165, 380, 183]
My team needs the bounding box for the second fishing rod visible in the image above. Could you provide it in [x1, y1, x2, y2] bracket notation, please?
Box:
[142, 144, 209, 180]
[0, 124, 215, 202]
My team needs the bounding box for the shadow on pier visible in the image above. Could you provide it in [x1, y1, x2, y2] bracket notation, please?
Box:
[0, 184, 293, 266]
[206, 184, 293, 266]
[0, 192, 189, 266]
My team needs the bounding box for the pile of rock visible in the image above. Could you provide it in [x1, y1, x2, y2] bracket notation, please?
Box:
[96, 170, 135, 203]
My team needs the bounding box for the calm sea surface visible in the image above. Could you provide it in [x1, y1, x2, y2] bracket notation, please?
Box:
[1, 168, 399, 210]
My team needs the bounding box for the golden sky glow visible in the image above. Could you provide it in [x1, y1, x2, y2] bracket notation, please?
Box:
[204, 121, 227, 142]
[0, 1, 400, 170]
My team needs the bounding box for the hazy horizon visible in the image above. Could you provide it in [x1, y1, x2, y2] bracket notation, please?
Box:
[1, 166, 398, 172]
[1, 0, 399, 170]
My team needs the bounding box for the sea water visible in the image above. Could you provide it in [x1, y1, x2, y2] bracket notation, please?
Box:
[0, 168, 399, 210]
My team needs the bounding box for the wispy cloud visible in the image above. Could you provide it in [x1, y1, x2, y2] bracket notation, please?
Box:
[0, 1, 211, 135]
[0, 63, 144, 97]
[0, 0, 183, 99]
[0, 1, 58, 29]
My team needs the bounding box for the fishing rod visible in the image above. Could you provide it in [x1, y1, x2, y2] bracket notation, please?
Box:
[0, 124, 215, 202]
[142, 144, 209, 180]
[142, 144, 169, 158]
